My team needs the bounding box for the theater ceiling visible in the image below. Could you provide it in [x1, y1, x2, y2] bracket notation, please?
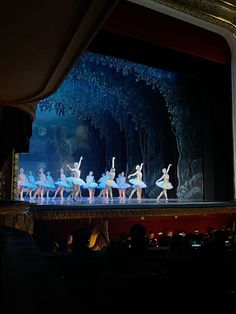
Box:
[0, 0, 235, 108]
[146, 0, 236, 34]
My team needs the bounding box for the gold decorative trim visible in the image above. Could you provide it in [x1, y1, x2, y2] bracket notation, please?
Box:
[0, 151, 14, 200]
[31, 205, 236, 221]
[152, 0, 236, 35]
[12, 151, 19, 201]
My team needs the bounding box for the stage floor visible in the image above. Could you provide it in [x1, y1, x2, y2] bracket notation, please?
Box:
[19, 196, 236, 220]
[9, 198, 234, 237]
[24, 196, 235, 209]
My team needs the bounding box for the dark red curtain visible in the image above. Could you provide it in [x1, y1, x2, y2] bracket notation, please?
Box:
[103, 1, 230, 65]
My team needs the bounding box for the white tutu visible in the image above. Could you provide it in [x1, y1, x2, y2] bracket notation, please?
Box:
[97, 182, 105, 189]
[116, 177, 130, 189]
[105, 179, 118, 188]
[66, 176, 75, 182]
[34, 180, 48, 187]
[46, 182, 56, 189]
[117, 183, 131, 189]
[83, 182, 98, 189]
[28, 182, 37, 189]
[99, 175, 109, 183]
[66, 177, 85, 186]
[156, 180, 173, 190]
[129, 179, 147, 188]
[54, 181, 70, 188]
[18, 181, 29, 187]
[28, 176, 37, 189]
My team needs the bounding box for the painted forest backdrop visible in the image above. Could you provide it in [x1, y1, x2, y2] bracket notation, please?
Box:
[19, 51, 204, 199]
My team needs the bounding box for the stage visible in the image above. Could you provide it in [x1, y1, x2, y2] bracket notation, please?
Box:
[20, 197, 236, 239]
[28, 197, 236, 217]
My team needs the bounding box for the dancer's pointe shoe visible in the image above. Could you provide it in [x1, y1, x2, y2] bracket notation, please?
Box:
[20, 197, 24, 201]
[165, 199, 168, 203]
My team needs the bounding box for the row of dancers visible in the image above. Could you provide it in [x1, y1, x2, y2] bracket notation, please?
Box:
[17, 156, 173, 201]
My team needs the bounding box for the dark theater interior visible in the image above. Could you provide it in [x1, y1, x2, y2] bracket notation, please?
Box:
[1, 1, 236, 313]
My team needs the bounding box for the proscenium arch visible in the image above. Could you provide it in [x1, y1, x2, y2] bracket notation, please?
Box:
[129, 0, 236, 199]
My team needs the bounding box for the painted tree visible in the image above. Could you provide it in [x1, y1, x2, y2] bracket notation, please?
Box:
[39, 51, 203, 198]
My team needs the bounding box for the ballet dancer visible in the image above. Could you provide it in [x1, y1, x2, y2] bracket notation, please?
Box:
[116, 174, 122, 198]
[25, 170, 37, 199]
[128, 163, 147, 200]
[65, 173, 75, 200]
[53, 168, 70, 200]
[66, 156, 85, 200]
[116, 172, 130, 199]
[17, 168, 29, 201]
[97, 171, 109, 197]
[83, 171, 98, 199]
[156, 164, 173, 202]
[104, 157, 118, 198]
[33, 167, 47, 199]
[45, 171, 55, 199]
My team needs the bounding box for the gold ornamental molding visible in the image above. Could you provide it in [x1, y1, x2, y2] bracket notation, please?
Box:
[31, 205, 236, 221]
[11, 151, 18, 201]
[151, 0, 236, 35]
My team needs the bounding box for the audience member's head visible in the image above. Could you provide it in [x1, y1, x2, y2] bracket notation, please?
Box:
[129, 224, 147, 252]
[72, 228, 90, 250]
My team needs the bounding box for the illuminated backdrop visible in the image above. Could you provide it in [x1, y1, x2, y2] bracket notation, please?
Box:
[19, 52, 204, 199]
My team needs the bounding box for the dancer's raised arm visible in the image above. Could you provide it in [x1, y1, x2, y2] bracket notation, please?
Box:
[78, 156, 83, 169]
[166, 164, 172, 173]
[140, 163, 144, 172]
[112, 157, 115, 169]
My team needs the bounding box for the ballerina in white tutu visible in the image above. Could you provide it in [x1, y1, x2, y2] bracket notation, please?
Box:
[25, 170, 37, 199]
[128, 163, 147, 200]
[156, 164, 173, 202]
[97, 171, 109, 197]
[116, 174, 122, 198]
[66, 156, 85, 199]
[53, 168, 70, 199]
[116, 172, 130, 199]
[17, 168, 29, 200]
[83, 171, 98, 199]
[104, 157, 118, 198]
[65, 173, 75, 200]
[45, 171, 55, 199]
[33, 167, 48, 199]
